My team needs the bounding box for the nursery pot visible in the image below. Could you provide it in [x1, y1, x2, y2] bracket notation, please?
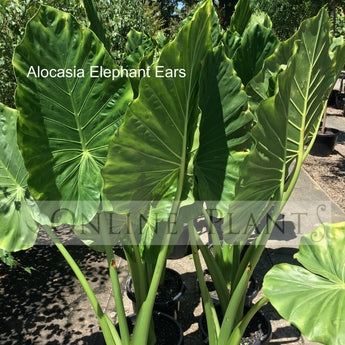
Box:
[126, 268, 186, 319]
[203, 270, 259, 307]
[168, 223, 192, 260]
[310, 127, 340, 156]
[114, 311, 184, 345]
[199, 304, 271, 345]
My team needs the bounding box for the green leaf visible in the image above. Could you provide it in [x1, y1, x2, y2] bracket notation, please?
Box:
[125, 29, 155, 68]
[195, 46, 252, 209]
[180, 0, 220, 47]
[180, 1, 204, 27]
[102, 0, 212, 208]
[0, 103, 39, 252]
[224, 55, 294, 241]
[247, 8, 345, 121]
[232, 22, 279, 86]
[124, 29, 156, 98]
[82, 0, 109, 50]
[209, 2, 221, 47]
[222, 30, 241, 60]
[24, 266, 35, 274]
[0, 248, 17, 267]
[283, 9, 345, 166]
[229, 0, 253, 35]
[13, 5, 132, 225]
[263, 222, 345, 345]
[247, 11, 273, 29]
[156, 32, 168, 48]
[227, 8, 345, 240]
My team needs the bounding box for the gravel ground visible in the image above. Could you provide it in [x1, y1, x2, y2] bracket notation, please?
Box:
[303, 107, 345, 213]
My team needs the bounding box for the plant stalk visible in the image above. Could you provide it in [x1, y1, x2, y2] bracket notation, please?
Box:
[43, 225, 120, 345]
[227, 297, 269, 345]
[104, 245, 130, 345]
[188, 220, 220, 345]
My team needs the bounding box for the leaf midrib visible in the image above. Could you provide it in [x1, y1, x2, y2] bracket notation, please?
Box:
[296, 24, 323, 159]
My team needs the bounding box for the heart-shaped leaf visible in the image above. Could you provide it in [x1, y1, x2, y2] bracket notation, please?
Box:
[102, 1, 212, 211]
[263, 222, 345, 345]
[13, 5, 133, 225]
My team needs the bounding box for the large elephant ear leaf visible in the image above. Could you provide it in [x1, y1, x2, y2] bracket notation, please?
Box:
[263, 222, 345, 345]
[223, 55, 294, 242]
[232, 22, 279, 86]
[226, 8, 345, 241]
[13, 5, 133, 225]
[284, 8, 345, 166]
[247, 8, 345, 129]
[0, 103, 39, 252]
[195, 46, 252, 214]
[102, 0, 212, 209]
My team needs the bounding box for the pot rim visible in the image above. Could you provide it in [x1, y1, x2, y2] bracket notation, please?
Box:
[115, 311, 184, 345]
[126, 267, 186, 306]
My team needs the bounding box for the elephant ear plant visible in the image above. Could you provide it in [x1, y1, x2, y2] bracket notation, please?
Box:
[185, 1, 345, 345]
[1, 2, 345, 345]
[0, 1, 214, 345]
[263, 222, 345, 345]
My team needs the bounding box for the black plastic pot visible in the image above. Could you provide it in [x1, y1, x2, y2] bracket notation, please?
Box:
[114, 311, 184, 345]
[168, 223, 192, 260]
[310, 127, 340, 156]
[199, 304, 271, 345]
[203, 269, 259, 307]
[126, 268, 186, 319]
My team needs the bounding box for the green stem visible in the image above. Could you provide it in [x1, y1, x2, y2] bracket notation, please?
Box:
[130, 76, 195, 342]
[131, 244, 169, 345]
[202, 208, 222, 254]
[198, 242, 230, 316]
[123, 229, 155, 345]
[188, 220, 220, 345]
[104, 246, 130, 345]
[123, 219, 155, 345]
[227, 297, 269, 345]
[43, 225, 120, 345]
[225, 140, 309, 342]
[233, 204, 281, 291]
[98, 213, 130, 345]
[234, 140, 307, 290]
[125, 216, 148, 312]
[218, 263, 251, 344]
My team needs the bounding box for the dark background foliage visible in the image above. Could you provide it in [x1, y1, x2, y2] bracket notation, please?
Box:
[254, 0, 345, 40]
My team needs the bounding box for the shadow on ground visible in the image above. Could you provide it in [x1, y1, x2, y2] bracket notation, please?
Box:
[0, 228, 111, 345]
[1, 224, 307, 345]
